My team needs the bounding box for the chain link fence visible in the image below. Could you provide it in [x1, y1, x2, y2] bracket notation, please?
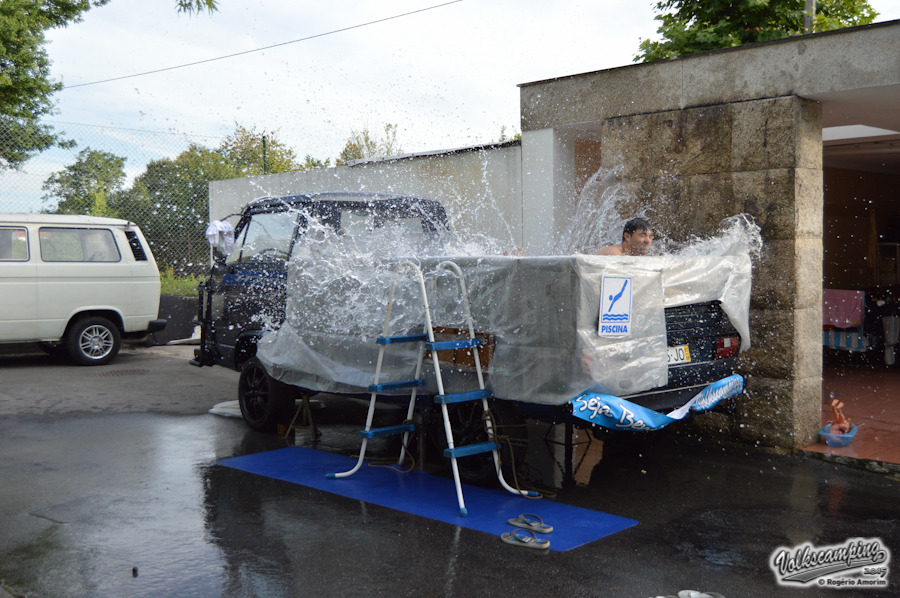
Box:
[0, 122, 226, 276]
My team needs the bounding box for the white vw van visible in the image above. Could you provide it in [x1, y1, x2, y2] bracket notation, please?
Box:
[0, 214, 166, 365]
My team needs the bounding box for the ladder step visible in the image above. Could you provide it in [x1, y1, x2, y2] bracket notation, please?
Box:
[444, 441, 498, 459]
[376, 334, 428, 345]
[368, 379, 424, 393]
[360, 423, 415, 439]
[435, 388, 491, 404]
[426, 338, 483, 351]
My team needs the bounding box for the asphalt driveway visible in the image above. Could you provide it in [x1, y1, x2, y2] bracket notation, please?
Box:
[1, 344, 898, 597]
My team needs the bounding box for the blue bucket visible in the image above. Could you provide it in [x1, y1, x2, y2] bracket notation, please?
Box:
[819, 423, 858, 447]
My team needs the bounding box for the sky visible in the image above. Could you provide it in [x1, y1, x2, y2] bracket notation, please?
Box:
[8, 0, 898, 212]
[44, 0, 666, 161]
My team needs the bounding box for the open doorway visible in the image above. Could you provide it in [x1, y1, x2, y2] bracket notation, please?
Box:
[816, 130, 900, 465]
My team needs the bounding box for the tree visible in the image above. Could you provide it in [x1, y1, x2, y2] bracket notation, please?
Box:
[636, 0, 878, 62]
[115, 144, 229, 271]
[42, 147, 126, 216]
[0, 0, 217, 170]
[217, 124, 301, 176]
[335, 124, 403, 166]
[115, 124, 301, 271]
[302, 154, 332, 170]
[176, 0, 218, 13]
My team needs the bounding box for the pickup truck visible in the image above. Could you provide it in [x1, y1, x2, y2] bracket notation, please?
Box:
[193, 191, 749, 483]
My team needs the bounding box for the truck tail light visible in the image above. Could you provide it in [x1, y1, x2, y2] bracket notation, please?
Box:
[716, 336, 740, 359]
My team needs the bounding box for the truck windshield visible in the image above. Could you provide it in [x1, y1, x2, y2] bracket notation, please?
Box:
[227, 211, 296, 264]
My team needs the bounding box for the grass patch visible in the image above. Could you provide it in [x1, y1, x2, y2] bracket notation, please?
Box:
[160, 267, 202, 298]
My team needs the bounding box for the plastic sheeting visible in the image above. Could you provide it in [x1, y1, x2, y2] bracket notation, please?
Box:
[257, 251, 751, 407]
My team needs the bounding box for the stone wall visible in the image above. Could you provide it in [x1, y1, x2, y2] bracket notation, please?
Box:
[597, 96, 823, 450]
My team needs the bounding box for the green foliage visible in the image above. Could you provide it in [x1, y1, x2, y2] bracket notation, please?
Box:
[302, 154, 332, 170]
[0, 0, 217, 170]
[218, 124, 300, 176]
[40, 124, 304, 272]
[495, 126, 522, 143]
[115, 144, 235, 272]
[159, 266, 201, 297]
[175, 0, 218, 14]
[636, 0, 878, 62]
[0, 1, 107, 169]
[336, 124, 403, 166]
[42, 147, 126, 216]
[117, 125, 304, 271]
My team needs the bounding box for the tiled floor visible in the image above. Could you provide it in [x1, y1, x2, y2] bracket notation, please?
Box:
[803, 363, 900, 466]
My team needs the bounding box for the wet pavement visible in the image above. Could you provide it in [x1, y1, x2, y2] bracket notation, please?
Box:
[1, 345, 898, 597]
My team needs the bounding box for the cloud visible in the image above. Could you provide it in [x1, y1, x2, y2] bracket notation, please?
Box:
[45, 0, 659, 159]
[42, 0, 900, 164]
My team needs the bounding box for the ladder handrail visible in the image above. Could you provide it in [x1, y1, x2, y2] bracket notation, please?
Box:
[432, 260, 486, 391]
[328, 258, 539, 513]
[430, 260, 538, 504]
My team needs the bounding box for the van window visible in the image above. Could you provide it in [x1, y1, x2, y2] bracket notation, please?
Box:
[0, 227, 29, 261]
[124, 230, 148, 261]
[39, 227, 122, 262]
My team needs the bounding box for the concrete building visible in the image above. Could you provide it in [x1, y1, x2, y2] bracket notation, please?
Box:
[210, 20, 900, 451]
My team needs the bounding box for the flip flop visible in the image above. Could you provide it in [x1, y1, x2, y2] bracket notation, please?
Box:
[501, 528, 550, 550]
[508, 513, 553, 534]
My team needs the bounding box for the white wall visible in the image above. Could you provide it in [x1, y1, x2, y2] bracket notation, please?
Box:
[209, 143, 524, 248]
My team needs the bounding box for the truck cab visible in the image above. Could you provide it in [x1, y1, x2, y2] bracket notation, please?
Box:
[193, 192, 451, 373]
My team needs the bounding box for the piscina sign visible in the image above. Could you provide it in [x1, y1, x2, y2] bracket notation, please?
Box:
[599, 275, 632, 337]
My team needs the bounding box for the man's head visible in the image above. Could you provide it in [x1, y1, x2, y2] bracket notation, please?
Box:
[621, 218, 653, 255]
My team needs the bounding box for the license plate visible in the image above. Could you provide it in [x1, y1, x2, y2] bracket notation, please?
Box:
[668, 345, 691, 365]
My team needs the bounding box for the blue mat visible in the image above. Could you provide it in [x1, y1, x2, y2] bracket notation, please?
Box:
[218, 447, 637, 551]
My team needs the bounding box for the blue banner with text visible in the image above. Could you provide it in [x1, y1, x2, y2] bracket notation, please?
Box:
[569, 374, 744, 431]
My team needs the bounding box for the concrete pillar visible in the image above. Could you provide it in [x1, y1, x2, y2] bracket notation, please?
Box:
[520, 128, 576, 253]
[593, 96, 823, 450]
[731, 96, 824, 450]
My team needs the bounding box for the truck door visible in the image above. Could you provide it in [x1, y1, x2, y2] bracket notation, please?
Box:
[205, 208, 300, 368]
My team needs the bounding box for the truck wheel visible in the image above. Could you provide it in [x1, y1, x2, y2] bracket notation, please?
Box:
[66, 317, 121, 366]
[440, 400, 526, 487]
[238, 357, 294, 432]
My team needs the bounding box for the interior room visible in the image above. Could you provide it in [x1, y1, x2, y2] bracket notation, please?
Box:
[814, 119, 900, 466]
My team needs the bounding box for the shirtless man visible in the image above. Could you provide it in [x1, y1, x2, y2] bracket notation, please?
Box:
[597, 218, 654, 256]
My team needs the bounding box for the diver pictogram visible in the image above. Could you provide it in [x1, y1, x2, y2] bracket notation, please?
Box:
[599, 275, 632, 336]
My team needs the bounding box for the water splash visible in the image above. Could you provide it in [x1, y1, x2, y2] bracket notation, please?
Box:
[283, 210, 470, 338]
[251, 163, 763, 339]
[669, 213, 763, 259]
[553, 165, 761, 258]
[553, 165, 634, 255]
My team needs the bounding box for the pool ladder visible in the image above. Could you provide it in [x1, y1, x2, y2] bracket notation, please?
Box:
[326, 260, 537, 516]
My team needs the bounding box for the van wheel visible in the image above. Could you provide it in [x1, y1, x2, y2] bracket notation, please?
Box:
[238, 357, 294, 432]
[67, 317, 121, 366]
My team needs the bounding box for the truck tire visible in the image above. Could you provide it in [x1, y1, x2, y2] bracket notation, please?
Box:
[66, 316, 121, 366]
[238, 357, 294, 432]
